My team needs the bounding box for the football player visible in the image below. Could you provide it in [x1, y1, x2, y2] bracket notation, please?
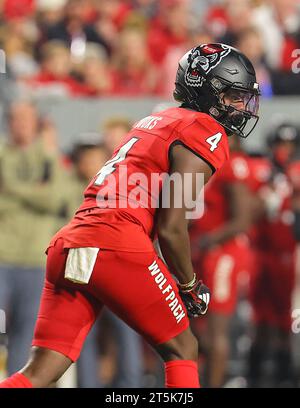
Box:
[0, 43, 260, 388]
[248, 122, 300, 387]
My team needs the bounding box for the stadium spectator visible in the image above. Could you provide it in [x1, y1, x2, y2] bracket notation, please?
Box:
[111, 27, 162, 96]
[94, 0, 132, 30]
[147, 0, 190, 65]
[0, 20, 38, 80]
[160, 29, 214, 99]
[42, 0, 110, 59]
[102, 116, 133, 155]
[0, 0, 298, 97]
[216, 0, 255, 46]
[25, 40, 87, 98]
[130, 0, 158, 20]
[252, 0, 300, 95]
[92, 0, 133, 51]
[235, 27, 273, 98]
[35, 0, 68, 31]
[2, 0, 35, 20]
[0, 100, 66, 375]
[76, 43, 115, 96]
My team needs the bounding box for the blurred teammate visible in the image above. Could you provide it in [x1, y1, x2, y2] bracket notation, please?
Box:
[0, 43, 260, 388]
[287, 160, 300, 337]
[248, 122, 300, 387]
[189, 135, 255, 387]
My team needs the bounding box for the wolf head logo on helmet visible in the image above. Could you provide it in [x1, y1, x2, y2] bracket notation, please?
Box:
[174, 43, 261, 138]
[185, 44, 231, 87]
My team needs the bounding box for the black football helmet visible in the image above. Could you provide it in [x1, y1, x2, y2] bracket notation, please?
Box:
[173, 43, 260, 138]
[266, 121, 300, 147]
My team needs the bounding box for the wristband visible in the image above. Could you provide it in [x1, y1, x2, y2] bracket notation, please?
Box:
[178, 273, 197, 291]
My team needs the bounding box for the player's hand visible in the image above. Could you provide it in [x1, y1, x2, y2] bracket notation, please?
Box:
[178, 280, 210, 318]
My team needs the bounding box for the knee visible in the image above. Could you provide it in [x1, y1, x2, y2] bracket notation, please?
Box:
[21, 347, 71, 388]
[156, 329, 199, 362]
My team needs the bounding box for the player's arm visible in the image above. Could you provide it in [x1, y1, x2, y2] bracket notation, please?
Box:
[199, 182, 254, 249]
[157, 144, 213, 285]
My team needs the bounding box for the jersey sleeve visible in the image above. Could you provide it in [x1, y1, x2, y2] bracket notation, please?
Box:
[177, 115, 229, 173]
[217, 155, 251, 186]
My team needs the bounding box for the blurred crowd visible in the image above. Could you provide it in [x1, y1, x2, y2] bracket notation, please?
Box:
[0, 0, 300, 101]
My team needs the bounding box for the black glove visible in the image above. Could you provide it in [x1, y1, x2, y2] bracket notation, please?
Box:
[179, 280, 210, 318]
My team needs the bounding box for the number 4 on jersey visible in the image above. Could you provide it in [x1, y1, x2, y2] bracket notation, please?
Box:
[206, 132, 222, 152]
[95, 137, 139, 185]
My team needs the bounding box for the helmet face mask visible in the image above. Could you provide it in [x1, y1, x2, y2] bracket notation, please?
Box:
[174, 43, 261, 138]
[213, 86, 260, 138]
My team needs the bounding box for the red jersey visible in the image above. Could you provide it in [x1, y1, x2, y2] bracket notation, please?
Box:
[51, 107, 229, 251]
[26, 71, 88, 98]
[255, 165, 296, 253]
[244, 156, 272, 194]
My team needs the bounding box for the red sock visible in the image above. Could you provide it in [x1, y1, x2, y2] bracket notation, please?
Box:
[165, 360, 200, 388]
[0, 373, 33, 388]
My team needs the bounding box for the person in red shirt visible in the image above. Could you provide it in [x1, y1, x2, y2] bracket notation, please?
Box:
[189, 136, 255, 388]
[247, 122, 300, 387]
[111, 27, 162, 96]
[92, 0, 133, 50]
[2, 0, 35, 20]
[0, 43, 260, 388]
[26, 40, 88, 97]
[77, 43, 115, 97]
[147, 0, 190, 65]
